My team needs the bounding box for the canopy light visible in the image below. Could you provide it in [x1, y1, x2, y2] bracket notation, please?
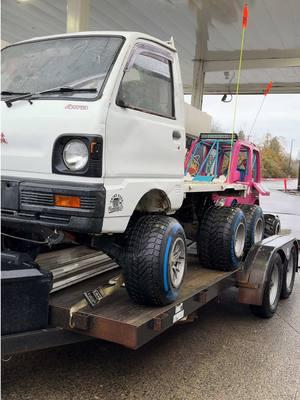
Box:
[200, 133, 238, 141]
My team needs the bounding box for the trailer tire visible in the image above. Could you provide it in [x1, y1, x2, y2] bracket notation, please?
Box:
[264, 214, 280, 238]
[281, 245, 298, 299]
[123, 215, 187, 306]
[250, 253, 283, 318]
[198, 206, 246, 271]
[239, 205, 264, 254]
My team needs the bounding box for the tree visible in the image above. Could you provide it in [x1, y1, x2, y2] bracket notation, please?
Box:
[238, 130, 245, 140]
[259, 134, 297, 178]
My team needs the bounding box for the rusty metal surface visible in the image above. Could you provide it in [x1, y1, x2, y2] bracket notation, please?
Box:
[3, 276, 300, 400]
[50, 257, 237, 349]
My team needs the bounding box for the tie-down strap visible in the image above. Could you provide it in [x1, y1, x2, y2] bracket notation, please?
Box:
[69, 273, 124, 328]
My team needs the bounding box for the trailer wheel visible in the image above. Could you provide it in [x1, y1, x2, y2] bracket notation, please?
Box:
[250, 253, 283, 318]
[281, 245, 298, 299]
[264, 214, 280, 237]
[198, 206, 246, 271]
[123, 215, 187, 306]
[239, 205, 264, 253]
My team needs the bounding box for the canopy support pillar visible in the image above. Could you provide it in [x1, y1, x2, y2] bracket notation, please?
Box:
[191, 60, 205, 110]
[66, 0, 90, 33]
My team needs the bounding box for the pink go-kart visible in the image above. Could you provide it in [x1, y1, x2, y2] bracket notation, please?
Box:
[185, 133, 270, 207]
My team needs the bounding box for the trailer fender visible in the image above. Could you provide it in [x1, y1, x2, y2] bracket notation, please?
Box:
[237, 235, 298, 305]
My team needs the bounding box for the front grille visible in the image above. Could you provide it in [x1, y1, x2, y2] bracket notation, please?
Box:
[80, 197, 97, 209]
[20, 190, 96, 210]
[20, 191, 54, 206]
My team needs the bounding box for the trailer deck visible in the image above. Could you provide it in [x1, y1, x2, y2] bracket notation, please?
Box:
[2, 254, 238, 355]
[50, 256, 237, 349]
[2, 236, 298, 356]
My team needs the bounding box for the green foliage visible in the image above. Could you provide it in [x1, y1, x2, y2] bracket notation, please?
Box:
[259, 134, 297, 178]
[238, 130, 245, 140]
[210, 120, 296, 178]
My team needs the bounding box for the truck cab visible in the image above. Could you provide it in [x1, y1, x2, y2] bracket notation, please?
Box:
[1, 32, 186, 236]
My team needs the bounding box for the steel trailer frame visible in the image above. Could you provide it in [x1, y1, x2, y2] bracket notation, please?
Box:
[1, 235, 298, 357]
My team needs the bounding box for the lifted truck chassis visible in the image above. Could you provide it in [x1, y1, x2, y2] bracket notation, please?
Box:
[1, 32, 299, 356]
[2, 31, 272, 310]
[2, 235, 298, 356]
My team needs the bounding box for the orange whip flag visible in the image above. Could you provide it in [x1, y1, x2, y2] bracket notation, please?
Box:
[242, 3, 249, 28]
[249, 81, 273, 140]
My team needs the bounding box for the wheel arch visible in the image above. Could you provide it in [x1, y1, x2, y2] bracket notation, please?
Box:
[133, 189, 172, 214]
[109, 188, 175, 235]
[237, 236, 297, 306]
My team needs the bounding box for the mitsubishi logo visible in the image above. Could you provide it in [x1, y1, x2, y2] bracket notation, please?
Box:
[1, 133, 8, 144]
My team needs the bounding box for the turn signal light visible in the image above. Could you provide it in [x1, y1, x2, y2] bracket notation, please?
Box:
[54, 195, 81, 208]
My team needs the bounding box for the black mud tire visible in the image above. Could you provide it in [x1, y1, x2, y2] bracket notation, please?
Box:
[197, 206, 214, 269]
[198, 206, 246, 271]
[281, 245, 298, 299]
[123, 215, 187, 306]
[264, 214, 281, 238]
[239, 205, 264, 254]
[250, 253, 283, 318]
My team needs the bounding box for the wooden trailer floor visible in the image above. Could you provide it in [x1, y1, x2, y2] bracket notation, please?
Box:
[50, 256, 237, 349]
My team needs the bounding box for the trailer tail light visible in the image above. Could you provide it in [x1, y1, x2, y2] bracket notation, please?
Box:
[54, 195, 81, 208]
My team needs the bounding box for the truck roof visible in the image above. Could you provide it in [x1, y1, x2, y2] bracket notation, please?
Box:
[5, 31, 177, 52]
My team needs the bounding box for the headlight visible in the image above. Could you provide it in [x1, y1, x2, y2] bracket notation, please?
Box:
[63, 140, 89, 171]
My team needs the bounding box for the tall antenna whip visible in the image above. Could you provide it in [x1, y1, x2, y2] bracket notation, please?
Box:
[249, 81, 273, 141]
[228, 3, 249, 178]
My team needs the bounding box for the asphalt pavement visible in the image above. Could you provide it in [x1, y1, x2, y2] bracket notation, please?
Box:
[260, 179, 300, 239]
[2, 182, 300, 400]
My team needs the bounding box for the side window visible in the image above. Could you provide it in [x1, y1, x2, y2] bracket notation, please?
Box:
[117, 51, 174, 118]
[252, 150, 259, 181]
[219, 151, 230, 176]
[237, 146, 249, 182]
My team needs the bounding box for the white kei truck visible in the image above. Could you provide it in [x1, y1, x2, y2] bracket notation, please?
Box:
[1, 32, 298, 354]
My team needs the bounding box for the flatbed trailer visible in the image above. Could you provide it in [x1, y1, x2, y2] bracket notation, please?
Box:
[2, 235, 298, 357]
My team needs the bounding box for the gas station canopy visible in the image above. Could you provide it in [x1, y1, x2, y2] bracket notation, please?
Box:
[2, 0, 300, 98]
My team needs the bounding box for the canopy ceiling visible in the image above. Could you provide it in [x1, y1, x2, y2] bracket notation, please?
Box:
[2, 0, 300, 94]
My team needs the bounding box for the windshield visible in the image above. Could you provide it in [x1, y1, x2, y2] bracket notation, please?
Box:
[1, 36, 124, 99]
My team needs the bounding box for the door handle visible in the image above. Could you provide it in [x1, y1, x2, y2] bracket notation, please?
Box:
[172, 130, 181, 140]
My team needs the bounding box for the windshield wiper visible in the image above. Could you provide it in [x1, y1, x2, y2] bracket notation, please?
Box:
[41, 87, 97, 95]
[4, 87, 98, 108]
[1, 91, 31, 96]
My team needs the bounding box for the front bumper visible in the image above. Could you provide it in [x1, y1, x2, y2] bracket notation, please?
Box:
[1, 177, 105, 234]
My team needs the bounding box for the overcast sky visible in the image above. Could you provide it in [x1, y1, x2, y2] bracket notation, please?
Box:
[199, 94, 300, 159]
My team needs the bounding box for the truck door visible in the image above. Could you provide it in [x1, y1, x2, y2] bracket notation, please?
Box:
[252, 148, 270, 196]
[229, 143, 250, 182]
[105, 41, 185, 179]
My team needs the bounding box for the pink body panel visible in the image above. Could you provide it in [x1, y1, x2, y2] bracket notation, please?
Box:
[185, 137, 269, 207]
[213, 140, 269, 206]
